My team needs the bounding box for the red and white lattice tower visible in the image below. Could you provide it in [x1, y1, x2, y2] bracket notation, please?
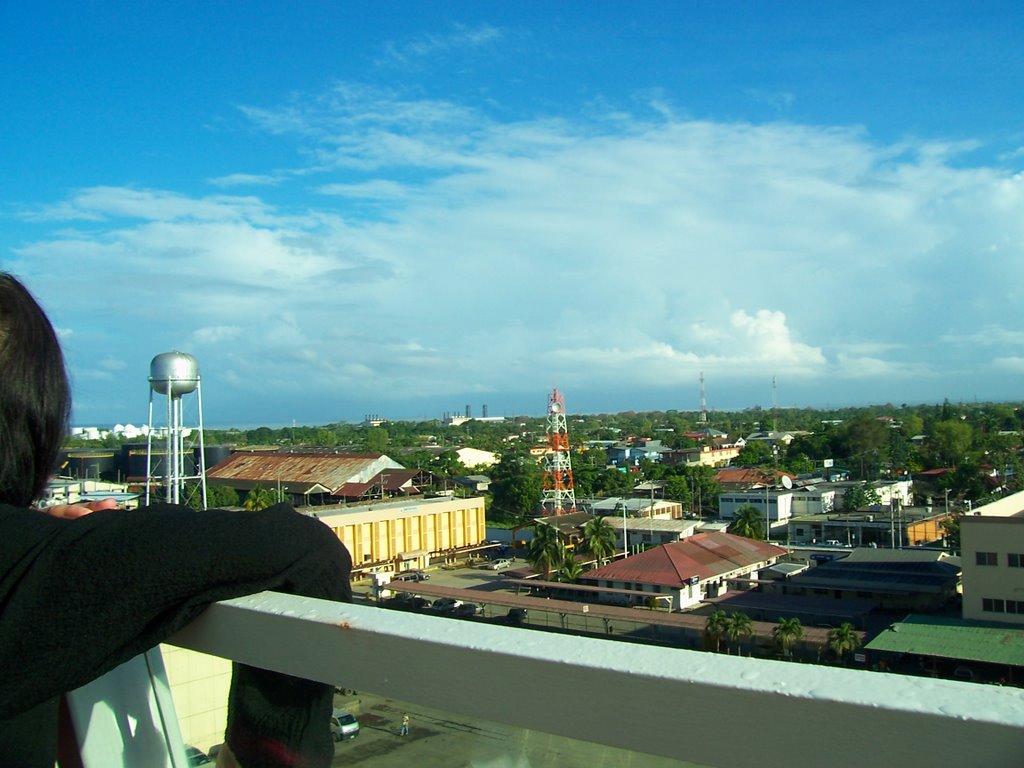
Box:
[541, 388, 576, 516]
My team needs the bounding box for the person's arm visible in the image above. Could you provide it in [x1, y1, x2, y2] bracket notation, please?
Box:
[0, 502, 351, 767]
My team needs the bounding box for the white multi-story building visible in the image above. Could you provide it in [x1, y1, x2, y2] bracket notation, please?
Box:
[960, 490, 1024, 626]
[717, 488, 794, 533]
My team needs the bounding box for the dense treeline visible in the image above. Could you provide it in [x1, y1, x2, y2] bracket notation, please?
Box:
[68, 399, 1024, 523]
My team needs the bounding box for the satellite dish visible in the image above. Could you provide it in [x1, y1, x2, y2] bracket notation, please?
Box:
[781, 475, 793, 489]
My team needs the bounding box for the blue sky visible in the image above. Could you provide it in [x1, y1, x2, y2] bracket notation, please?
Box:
[3, 2, 1024, 427]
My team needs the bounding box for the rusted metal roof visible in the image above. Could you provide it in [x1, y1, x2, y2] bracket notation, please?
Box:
[206, 450, 403, 494]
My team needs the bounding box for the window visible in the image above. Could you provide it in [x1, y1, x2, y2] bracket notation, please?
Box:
[1008, 553, 1024, 568]
[982, 598, 1006, 613]
[976, 551, 997, 566]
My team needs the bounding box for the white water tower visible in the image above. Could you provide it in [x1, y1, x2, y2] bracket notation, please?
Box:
[145, 351, 207, 507]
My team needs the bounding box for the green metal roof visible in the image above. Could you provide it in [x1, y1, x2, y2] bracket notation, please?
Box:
[865, 614, 1024, 666]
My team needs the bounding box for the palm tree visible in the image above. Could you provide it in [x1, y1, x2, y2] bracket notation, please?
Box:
[582, 515, 617, 565]
[704, 610, 729, 653]
[243, 484, 277, 511]
[725, 612, 754, 655]
[773, 617, 804, 658]
[727, 505, 764, 540]
[828, 623, 860, 665]
[557, 549, 584, 582]
[526, 523, 564, 578]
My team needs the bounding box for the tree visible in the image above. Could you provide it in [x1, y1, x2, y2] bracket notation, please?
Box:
[773, 617, 804, 658]
[557, 550, 584, 582]
[593, 467, 635, 497]
[663, 474, 691, 507]
[946, 459, 988, 504]
[727, 505, 764, 540]
[526, 524, 564, 578]
[927, 420, 973, 468]
[684, 464, 720, 515]
[204, 484, 239, 510]
[725, 612, 754, 655]
[828, 622, 860, 665]
[704, 610, 729, 653]
[431, 449, 468, 477]
[838, 416, 889, 479]
[365, 427, 389, 454]
[582, 515, 617, 565]
[841, 484, 881, 513]
[489, 447, 543, 521]
[243, 484, 277, 511]
[735, 441, 775, 467]
[941, 510, 964, 554]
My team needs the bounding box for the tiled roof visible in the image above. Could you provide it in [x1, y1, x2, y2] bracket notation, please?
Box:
[579, 532, 787, 589]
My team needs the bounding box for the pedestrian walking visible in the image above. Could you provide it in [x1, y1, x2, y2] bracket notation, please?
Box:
[400, 713, 410, 736]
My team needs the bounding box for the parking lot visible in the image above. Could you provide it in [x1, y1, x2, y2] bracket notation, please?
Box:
[330, 689, 702, 767]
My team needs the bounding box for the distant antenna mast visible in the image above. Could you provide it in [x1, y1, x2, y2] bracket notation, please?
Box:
[698, 371, 708, 424]
[771, 375, 778, 432]
[541, 388, 576, 516]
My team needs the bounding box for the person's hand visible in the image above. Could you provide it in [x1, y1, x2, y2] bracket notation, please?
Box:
[40, 498, 119, 519]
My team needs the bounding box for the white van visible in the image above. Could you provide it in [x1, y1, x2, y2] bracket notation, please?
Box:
[331, 709, 360, 741]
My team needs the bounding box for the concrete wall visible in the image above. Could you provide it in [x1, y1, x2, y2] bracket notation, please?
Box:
[161, 645, 231, 753]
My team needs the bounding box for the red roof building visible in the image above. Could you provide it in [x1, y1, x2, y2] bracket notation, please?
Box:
[579, 532, 788, 610]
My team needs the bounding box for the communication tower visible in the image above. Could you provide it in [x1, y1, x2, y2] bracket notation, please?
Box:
[145, 351, 208, 508]
[541, 388, 576, 516]
[698, 371, 708, 424]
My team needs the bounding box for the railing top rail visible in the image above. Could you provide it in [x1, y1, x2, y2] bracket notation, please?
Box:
[170, 592, 1024, 768]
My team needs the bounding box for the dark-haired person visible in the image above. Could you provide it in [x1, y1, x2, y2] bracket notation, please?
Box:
[0, 273, 352, 768]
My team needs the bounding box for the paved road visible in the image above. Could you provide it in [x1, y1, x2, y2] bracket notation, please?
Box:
[331, 690, 705, 768]
[342, 567, 709, 766]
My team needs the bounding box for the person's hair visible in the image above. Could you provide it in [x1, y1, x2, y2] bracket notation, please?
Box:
[0, 273, 71, 507]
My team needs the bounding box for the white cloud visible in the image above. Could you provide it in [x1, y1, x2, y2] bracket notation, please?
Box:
[942, 326, 1024, 347]
[991, 356, 1024, 373]
[207, 173, 281, 188]
[727, 310, 826, 367]
[20, 84, 1024, 420]
[379, 23, 503, 66]
[834, 354, 933, 380]
[193, 325, 242, 345]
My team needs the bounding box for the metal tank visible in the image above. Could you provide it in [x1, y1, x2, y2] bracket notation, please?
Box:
[149, 351, 200, 397]
[201, 445, 233, 471]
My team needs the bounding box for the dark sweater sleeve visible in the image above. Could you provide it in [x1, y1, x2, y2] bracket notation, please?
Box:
[0, 502, 351, 766]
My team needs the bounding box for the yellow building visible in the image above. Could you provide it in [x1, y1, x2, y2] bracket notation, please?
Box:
[313, 495, 487, 573]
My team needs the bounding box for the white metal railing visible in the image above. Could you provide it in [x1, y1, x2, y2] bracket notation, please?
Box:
[163, 593, 1024, 768]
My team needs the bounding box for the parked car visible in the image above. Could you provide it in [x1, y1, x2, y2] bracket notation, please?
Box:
[488, 558, 513, 570]
[453, 602, 480, 618]
[331, 709, 361, 741]
[505, 608, 528, 626]
[392, 569, 429, 582]
[431, 597, 463, 613]
[953, 665, 976, 681]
